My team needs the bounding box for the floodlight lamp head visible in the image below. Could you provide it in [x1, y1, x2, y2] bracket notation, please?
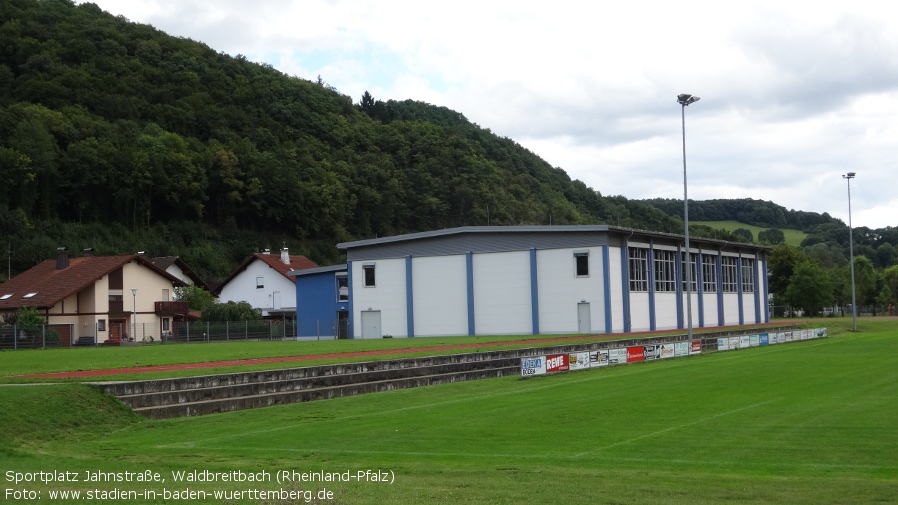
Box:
[678, 94, 700, 106]
[844, 172, 856, 179]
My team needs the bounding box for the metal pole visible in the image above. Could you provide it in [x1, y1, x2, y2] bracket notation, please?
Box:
[845, 173, 857, 331]
[681, 102, 694, 340]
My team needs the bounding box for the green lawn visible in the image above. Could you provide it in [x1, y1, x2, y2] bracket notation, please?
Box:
[1, 319, 895, 504]
[694, 220, 807, 246]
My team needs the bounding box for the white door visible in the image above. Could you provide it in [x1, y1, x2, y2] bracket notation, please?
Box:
[578, 303, 591, 333]
[272, 291, 281, 309]
[361, 310, 382, 339]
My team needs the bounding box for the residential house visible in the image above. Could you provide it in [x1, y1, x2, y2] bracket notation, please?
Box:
[0, 248, 187, 345]
[215, 248, 317, 319]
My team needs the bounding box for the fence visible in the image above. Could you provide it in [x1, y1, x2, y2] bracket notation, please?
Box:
[0, 319, 300, 351]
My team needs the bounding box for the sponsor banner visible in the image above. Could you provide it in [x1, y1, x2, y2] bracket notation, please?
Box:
[749, 335, 760, 347]
[590, 349, 610, 367]
[660, 343, 677, 359]
[717, 338, 729, 351]
[520, 356, 546, 377]
[816, 327, 828, 338]
[643, 345, 661, 361]
[729, 337, 739, 350]
[675, 341, 690, 356]
[609, 348, 628, 365]
[545, 354, 569, 373]
[690, 340, 702, 355]
[739, 336, 751, 348]
[759, 333, 769, 346]
[626, 346, 645, 363]
[568, 352, 591, 371]
[777, 332, 786, 344]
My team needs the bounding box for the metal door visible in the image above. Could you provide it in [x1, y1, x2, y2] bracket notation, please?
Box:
[578, 302, 591, 333]
[361, 310, 382, 339]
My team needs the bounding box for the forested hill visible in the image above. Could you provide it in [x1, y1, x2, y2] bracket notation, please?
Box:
[0, 0, 686, 281]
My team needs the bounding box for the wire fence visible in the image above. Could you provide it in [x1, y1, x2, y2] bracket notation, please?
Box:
[0, 319, 307, 351]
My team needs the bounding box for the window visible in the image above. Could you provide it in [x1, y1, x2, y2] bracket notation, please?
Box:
[162, 289, 170, 302]
[654, 250, 676, 292]
[162, 318, 170, 331]
[256, 276, 264, 289]
[702, 255, 718, 293]
[574, 251, 589, 277]
[97, 319, 106, 332]
[628, 248, 648, 292]
[721, 257, 738, 293]
[741, 258, 755, 292]
[363, 264, 376, 287]
[23, 292, 37, 299]
[0, 294, 12, 300]
[681, 252, 697, 292]
[336, 275, 349, 301]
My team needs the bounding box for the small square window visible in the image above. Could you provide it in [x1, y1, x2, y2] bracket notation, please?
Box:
[256, 276, 264, 289]
[363, 265, 376, 287]
[574, 252, 589, 277]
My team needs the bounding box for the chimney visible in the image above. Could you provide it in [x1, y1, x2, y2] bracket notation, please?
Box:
[280, 247, 290, 265]
[56, 247, 68, 270]
[262, 248, 271, 255]
[83, 247, 94, 257]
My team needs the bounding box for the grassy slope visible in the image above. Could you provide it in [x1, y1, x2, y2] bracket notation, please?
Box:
[695, 220, 807, 246]
[2, 319, 895, 505]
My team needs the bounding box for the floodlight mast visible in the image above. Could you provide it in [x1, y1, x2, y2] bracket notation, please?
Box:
[843, 172, 857, 331]
[678, 93, 700, 340]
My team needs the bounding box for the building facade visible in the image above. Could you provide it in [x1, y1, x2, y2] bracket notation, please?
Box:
[331, 226, 769, 339]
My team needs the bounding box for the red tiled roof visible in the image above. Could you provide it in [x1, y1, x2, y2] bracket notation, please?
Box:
[0, 254, 184, 311]
[213, 252, 317, 294]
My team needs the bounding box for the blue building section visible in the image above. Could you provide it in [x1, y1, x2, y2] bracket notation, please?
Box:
[291, 265, 350, 339]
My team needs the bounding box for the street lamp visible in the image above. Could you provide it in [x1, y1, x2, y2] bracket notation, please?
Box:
[131, 288, 138, 341]
[678, 93, 700, 340]
[843, 172, 857, 331]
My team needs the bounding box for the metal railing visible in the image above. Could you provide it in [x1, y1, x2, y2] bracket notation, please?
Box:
[0, 320, 301, 350]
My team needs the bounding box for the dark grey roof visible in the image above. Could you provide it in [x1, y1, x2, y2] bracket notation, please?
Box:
[337, 225, 614, 249]
[288, 264, 348, 277]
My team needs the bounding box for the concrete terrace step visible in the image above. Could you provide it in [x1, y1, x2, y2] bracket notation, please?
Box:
[97, 326, 798, 419]
[130, 366, 520, 419]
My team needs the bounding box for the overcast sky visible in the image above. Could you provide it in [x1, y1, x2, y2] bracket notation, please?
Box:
[83, 0, 897, 230]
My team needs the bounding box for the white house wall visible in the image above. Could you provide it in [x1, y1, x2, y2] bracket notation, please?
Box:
[218, 261, 296, 316]
[472, 251, 532, 335]
[607, 250, 625, 333]
[629, 292, 651, 332]
[352, 258, 408, 338]
[654, 294, 679, 330]
[536, 247, 605, 334]
[411, 255, 468, 337]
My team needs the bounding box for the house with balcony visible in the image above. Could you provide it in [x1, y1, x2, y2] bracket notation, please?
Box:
[0, 248, 187, 345]
[214, 248, 318, 319]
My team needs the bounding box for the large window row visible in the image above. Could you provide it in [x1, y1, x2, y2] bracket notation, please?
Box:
[627, 248, 755, 294]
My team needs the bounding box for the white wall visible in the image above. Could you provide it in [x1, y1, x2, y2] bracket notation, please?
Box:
[702, 293, 719, 327]
[629, 292, 651, 332]
[412, 255, 468, 336]
[536, 247, 605, 334]
[218, 260, 296, 315]
[607, 248, 625, 333]
[654, 294, 679, 330]
[472, 251, 532, 335]
[352, 258, 408, 338]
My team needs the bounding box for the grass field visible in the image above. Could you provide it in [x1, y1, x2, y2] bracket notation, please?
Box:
[1, 319, 896, 504]
[694, 220, 807, 246]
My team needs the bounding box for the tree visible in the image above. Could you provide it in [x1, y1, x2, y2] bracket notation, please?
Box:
[767, 244, 808, 297]
[200, 301, 261, 322]
[758, 228, 785, 245]
[852, 255, 877, 306]
[785, 262, 833, 314]
[883, 265, 898, 305]
[732, 228, 754, 243]
[174, 284, 216, 312]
